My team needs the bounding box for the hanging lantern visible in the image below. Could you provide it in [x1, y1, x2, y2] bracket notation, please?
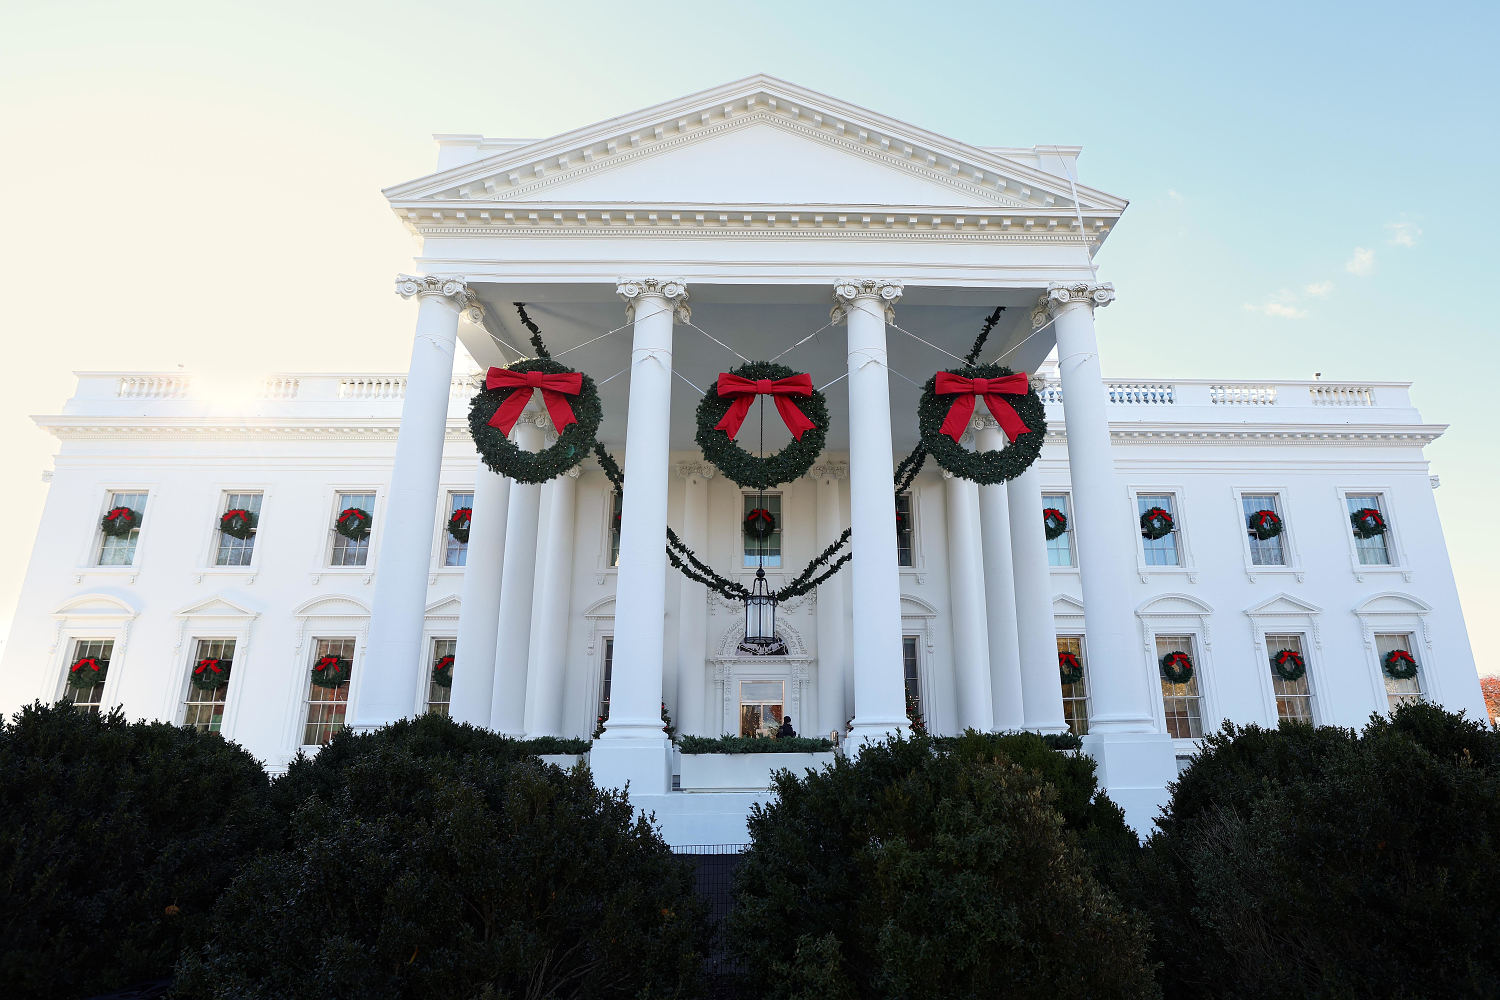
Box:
[742, 567, 779, 648]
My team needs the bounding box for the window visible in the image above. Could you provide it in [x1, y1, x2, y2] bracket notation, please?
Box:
[1241, 492, 1286, 567]
[303, 637, 354, 746]
[1156, 634, 1203, 739]
[1347, 493, 1392, 566]
[63, 638, 112, 714]
[183, 638, 234, 732]
[738, 679, 784, 737]
[1265, 633, 1313, 723]
[1058, 635, 1089, 736]
[743, 493, 782, 569]
[597, 637, 614, 728]
[902, 635, 922, 718]
[427, 637, 455, 716]
[215, 492, 263, 566]
[608, 491, 623, 566]
[97, 491, 147, 566]
[1138, 493, 1181, 567]
[895, 492, 914, 567]
[1375, 632, 1423, 711]
[1044, 493, 1075, 567]
[330, 492, 375, 567]
[443, 492, 473, 567]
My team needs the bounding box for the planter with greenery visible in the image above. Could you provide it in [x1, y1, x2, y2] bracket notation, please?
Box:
[678, 735, 836, 792]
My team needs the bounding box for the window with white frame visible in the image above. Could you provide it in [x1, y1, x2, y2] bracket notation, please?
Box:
[63, 638, 112, 714]
[1347, 493, 1393, 566]
[97, 491, 148, 566]
[738, 679, 785, 737]
[1044, 493, 1075, 567]
[1265, 633, 1314, 723]
[443, 492, 473, 567]
[330, 492, 375, 567]
[1241, 492, 1286, 567]
[1375, 632, 1423, 711]
[596, 637, 614, 733]
[183, 638, 234, 732]
[902, 635, 922, 722]
[1157, 633, 1204, 739]
[895, 492, 914, 567]
[608, 491, 623, 566]
[1137, 493, 1182, 567]
[215, 492, 262, 567]
[427, 637, 455, 716]
[303, 637, 354, 746]
[743, 493, 782, 569]
[1058, 634, 1089, 736]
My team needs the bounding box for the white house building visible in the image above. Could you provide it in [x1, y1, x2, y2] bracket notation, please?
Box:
[0, 77, 1483, 843]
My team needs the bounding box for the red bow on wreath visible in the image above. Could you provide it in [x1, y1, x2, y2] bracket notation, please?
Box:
[713, 372, 817, 441]
[484, 367, 584, 436]
[934, 372, 1032, 443]
[745, 508, 776, 533]
[194, 657, 225, 677]
[71, 657, 104, 675]
[1163, 652, 1193, 672]
[314, 655, 343, 673]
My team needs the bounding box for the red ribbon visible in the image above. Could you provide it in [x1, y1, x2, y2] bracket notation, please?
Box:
[1274, 649, 1303, 668]
[485, 367, 583, 436]
[194, 658, 224, 676]
[338, 508, 367, 526]
[934, 372, 1032, 443]
[1058, 651, 1081, 669]
[433, 655, 455, 672]
[314, 655, 342, 673]
[745, 508, 775, 531]
[713, 372, 817, 441]
[1164, 652, 1192, 670]
[71, 657, 103, 674]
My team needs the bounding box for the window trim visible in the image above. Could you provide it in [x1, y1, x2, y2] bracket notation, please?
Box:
[433, 487, 474, 572]
[321, 487, 381, 574]
[1230, 486, 1302, 582]
[1127, 485, 1197, 583]
[56, 636, 118, 713]
[1042, 488, 1078, 572]
[198, 485, 269, 578]
[1243, 592, 1324, 726]
[1261, 630, 1317, 725]
[418, 597, 462, 716]
[894, 490, 917, 568]
[1336, 486, 1410, 581]
[48, 593, 138, 708]
[899, 597, 938, 731]
[84, 485, 156, 576]
[1136, 593, 1217, 749]
[741, 490, 785, 571]
[1353, 592, 1437, 712]
[169, 596, 258, 734]
[1056, 631, 1091, 737]
[179, 636, 238, 733]
[301, 636, 357, 748]
[282, 596, 369, 761]
[897, 485, 927, 574]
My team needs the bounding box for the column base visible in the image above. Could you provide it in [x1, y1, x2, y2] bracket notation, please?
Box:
[1080, 730, 1178, 838]
[590, 734, 673, 797]
[847, 719, 908, 754]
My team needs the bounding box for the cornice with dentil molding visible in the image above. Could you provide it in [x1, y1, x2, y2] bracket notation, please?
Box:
[616, 278, 691, 322]
[395, 274, 484, 324]
[831, 278, 904, 324]
[1031, 281, 1115, 328]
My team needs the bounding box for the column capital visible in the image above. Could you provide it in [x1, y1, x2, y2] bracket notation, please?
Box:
[831, 278, 903, 324]
[396, 274, 483, 323]
[675, 460, 717, 481]
[1032, 281, 1114, 328]
[807, 460, 848, 481]
[617, 277, 691, 322]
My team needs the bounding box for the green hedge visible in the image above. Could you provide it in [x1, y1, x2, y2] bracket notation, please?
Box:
[678, 734, 836, 754]
[512, 735, 590, 755]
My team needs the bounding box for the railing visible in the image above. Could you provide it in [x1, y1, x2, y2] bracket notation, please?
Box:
[1308, 384, 1375, 406]
[117, 376, 191, 399]
[1107, 381, 1174, 404]
[338, 376, 406, 400]
[1210, 383, 1277, 405]
[261, 376, 301, 399]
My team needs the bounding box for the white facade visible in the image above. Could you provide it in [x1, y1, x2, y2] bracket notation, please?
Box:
[0, 77, 1483, 843]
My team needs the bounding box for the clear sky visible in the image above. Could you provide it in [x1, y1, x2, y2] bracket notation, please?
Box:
[1, 0, 1496, 674]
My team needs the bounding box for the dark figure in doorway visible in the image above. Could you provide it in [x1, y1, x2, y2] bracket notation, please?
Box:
[777, 716, 796, 739]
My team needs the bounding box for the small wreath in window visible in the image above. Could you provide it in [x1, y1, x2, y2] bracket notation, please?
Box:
[1043, 507, 1069, 541]
[696, 363, 828, 489]
[100, 506, 139, 537]
[744, 508, 777, 541]
[1351, 507, 1387, 539]
[1247, 509, 1283, 541]
[1160, 650, 1195, 685]
[917, 365, 1047, 486]
[469, 359, 602, 485]
[431, 654, 455, 689]
[447, 507, 472, 544]
[219, 508, 257, 540]
[335, 507, 371, 541]
[311, 654, 352, 689]
[1269, 648, 1305, 683]
[1058, 650, 1084, 685]
[67, 656, 108, 688]
[191, 657, 231, 691]
[1382, 648, 1418, 680]
[895, 509, 909, 534]
[1140, 506, 1175, 540]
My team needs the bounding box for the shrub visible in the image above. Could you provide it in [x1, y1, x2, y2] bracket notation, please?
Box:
[1140, 704, 1500, 1000]
[729, 734, 1159, 1000]
[179, 715, 706, 999]
[678, 734, 835, 754]
[0, 701, 276, 1000]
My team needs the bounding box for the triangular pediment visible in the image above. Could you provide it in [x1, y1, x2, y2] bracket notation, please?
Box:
[1244, 593, 1323, 618]
[1052, 594, 1086, 617]
[176, 596, 258, 620]
[425, 595, 462, 618]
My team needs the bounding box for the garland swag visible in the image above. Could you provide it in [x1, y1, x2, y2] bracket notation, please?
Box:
[1351, 507, 1387, 539]
[100, 506, 139, 538]
[311, 654, 351, 689]
[67, 656, 108, 688]
[1160, 650, 1195, 685]
[917, 364, 1047, 486]
[1140, 506, 1175, 540]
[431, 654, 455, 689]
[191, 657, 230, 691]
[1247, 508, 1283, 540]
[696, 362, 829, 489]
[219, 508, 256, 540]
[1270, 648, 1306, 683]
[469, 358, 602, 485]
[447, 507, 472, 544]
[1058, 650, 1084, 685]
[335, 507, 371, 541]
[1043, 507, 1068, 541]
[1383, 648, 1419, 680]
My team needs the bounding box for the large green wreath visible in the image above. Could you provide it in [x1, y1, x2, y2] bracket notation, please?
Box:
[696, 362, 829, 489]
[1160, 650, 1195, 685]
[469, 359, 602, 485]
[1382, 648, 1418, 680]
[917, 364, 1047, 486]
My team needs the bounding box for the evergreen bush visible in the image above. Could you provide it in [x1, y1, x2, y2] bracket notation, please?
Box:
[0, 702, 276, 1000]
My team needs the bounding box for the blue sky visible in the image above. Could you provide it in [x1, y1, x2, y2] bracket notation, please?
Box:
[1, 0, 1496, 671]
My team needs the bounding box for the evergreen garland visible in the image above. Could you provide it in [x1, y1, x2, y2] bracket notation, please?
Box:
[1270, 648, 1306, 683]
[1247, 508, 1284, 540]
[1383, 648, 1419, 680]
[67, 656, 108, 689]
[894, 444, 927, 495]
[100, 506, 139, 537]
[1351, 507, 1387, 539]
[431, 654, 455, 689]
[1160, 650, 1195, 685]
[310, 655, 351, 689]
[468, 357, 602, 485]
[1140, 506, 1174, 540]
[190, 657, 230, 691]
[773, 529, 852, 602]
[695, 362, 829, 489]
[218, 508, 256, 540]
[335, 507, 372, 541]
[917, 364, 1047, 486]
[962, 306, 1004, 366]
[512, 302, 551, 359]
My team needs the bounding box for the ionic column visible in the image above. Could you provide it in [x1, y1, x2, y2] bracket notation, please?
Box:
[593, 279, 689, 798]
[974, 417, 1026, 730]
[675, 461, 715, 736]
[809, 461, 848, 738]
[450, 460, 510, 727]
[832, 279, 909, 747]
[489, 412, 545, 736]
[943, 469, 994, 733]
[352, 275, 479, 729]
[523, 465, 579, 737]
[1008, 462, 1066, 732]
